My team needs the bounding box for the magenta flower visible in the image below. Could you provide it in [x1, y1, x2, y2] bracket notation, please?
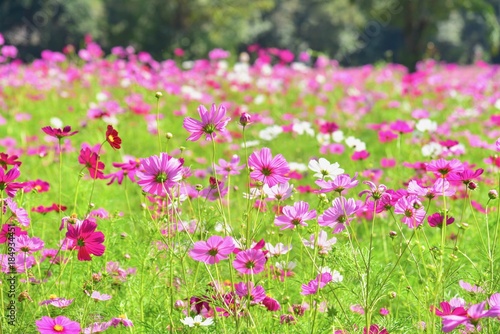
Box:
[394, 195, 426, 228]
[318, 197, 361, 233]
[35, 316, 81, 334]
[234, 282, 266, 304]
[136, 153, 183, 196]
[200, 176, 228, 201]
[427, 212, 454, 228]
[233, 249, 266, 275]
[78, 148, 105, 179]
[0, 223, 27, 244]
[248, 147, 290, 187]
[0, 152, 22, 170]
[0, 166, 22, 197]
[315, 173, 359, 194]
[358, 181, 389, 202]
[389, 119, 413, 134]
[189, 236, 235, 264]
[262, 296, 281, 311]
[274, 201, 317, 230]
[64, 219, 105, 261]
[183, 103, 231, 141]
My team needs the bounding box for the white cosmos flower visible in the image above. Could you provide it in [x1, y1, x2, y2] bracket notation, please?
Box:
[421, 142, 443, 157]
[308, 158, 344, 180]
[415, 118, 437, 133]
[180, 315, 214, 327]
[259, 125, 283, 141]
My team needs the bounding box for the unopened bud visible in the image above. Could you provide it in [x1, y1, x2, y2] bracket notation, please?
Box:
[155, 91, 163, 98]
[389, 231, 397, 238]
[488, 190, 498, 200]
[468, 181, 477, 190]
[166, 132, 173, 139]
[195, 184, 203, 191]
[239, 112, 251, 126]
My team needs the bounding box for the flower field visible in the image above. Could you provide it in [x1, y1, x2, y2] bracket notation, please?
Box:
[1, 37, 500, 333]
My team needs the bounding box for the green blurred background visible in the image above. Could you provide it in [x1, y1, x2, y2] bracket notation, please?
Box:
[1, 0, 499, 70]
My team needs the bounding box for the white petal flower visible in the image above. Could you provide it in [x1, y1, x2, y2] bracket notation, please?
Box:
[180, 315, 214, 327]
[308, 158, 344, 180]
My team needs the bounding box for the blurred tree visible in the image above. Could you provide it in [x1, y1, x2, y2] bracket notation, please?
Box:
[100, 0, 273, 59]
[0, 0, 103, 61]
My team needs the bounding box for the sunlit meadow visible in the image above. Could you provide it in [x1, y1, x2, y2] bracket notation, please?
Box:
[1, 36, 500, 333]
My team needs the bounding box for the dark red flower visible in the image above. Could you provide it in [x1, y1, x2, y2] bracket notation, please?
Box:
[0, 153, 22, 170]
[41, 126, 78, 139]
[105, 125, 121, 150]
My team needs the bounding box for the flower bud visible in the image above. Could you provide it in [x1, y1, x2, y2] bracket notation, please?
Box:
[389, 231, 397, 238]
[467, 181, 477, 190]
[488, 190, 498, 200]
[166, 132, 173, 139]
[155, 91, 163, 98]
[239, 112, 251, 126]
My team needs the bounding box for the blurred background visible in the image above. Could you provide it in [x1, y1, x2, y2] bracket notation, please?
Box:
[1, 0, 499, 70]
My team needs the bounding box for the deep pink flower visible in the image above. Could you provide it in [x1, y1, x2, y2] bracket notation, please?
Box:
[105, 125, 121, 150]
[262, 296, 281, 311]
[35, 315, 81, 334]
[390, 119, 413, 134]
[183, 103, 231, 141]
[358, 181, 389, 202]
[378, 130, 398, 143]
[363, 324, 388, 334]
[427, 212, 454, 228]
[0, 223, 27, 244]
[189, 236, 235, 264]
[431, 301, 467, 317]
[233, 249, 266, 275]
[394, 195, 426, 228]
[274, 201, 316, 230]
[248, 148, 290, 187]
[351, 150, 370, 161]
[0, 166, 22, 197]
[447, 168, 484, 186]
[78, 148, 105, 179]
[64, 219, 105, 261]
[318, 197, 361, 233]
[136, 153, 183, 196]
[41, 125, 78, 139]
[200, 176, 228, 201]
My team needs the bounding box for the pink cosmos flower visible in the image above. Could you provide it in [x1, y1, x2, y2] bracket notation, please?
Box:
[358, 181, 389, 202]
[459, 280, 484, 293]
[215, 155, 245, 176]
[36, 316, 81, 334]
[301, 272, 332, 295]
[83, 322, 111, 334]
[39, 296, 74, 308]
[189, 236, 235, 264]
[262, 182, 293, 201]
[42, 125, 78, 139]
[233, 249, 266, 275]
[394, 195, 426, 228]
[426, 158, 464, 179]
[407, 178, 455, 199]
[262, 296, 281, 311]
[15, 235, 44, 253]
[78, 148, 105, 179]
[108, 315, 133, 328]
[64, 219, 105, 261]
[5, 198, 30, 226]
[302, 230, 337, 255]
[441, 302, 500, 332]
[0, 253, 35, 273]
[0, 223, 27, 244]
[315, 173, 359, 194]
[318, 197, 361, 233]
[136, 153, 183, 196]
[0, 167, 22, 197]
[274, 201, 317, 230]
[427, 212, 454, 228]
[363, 324, 388, 334]
[0, 152, 22, 170]
[390, 120, 413, 134]
[234, 282, 266, 304]
[378, 130, 398, 143]
[248, 148, 290, 187]
[90, 291, 112, 301]
[200, 176, 228, 201]
[183, 103, 231, 141]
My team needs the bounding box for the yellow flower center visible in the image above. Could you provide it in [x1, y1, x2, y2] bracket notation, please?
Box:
[49, 294, 58, 300]
[108, 135, 115, 143]
[54, 324, 64, 332]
